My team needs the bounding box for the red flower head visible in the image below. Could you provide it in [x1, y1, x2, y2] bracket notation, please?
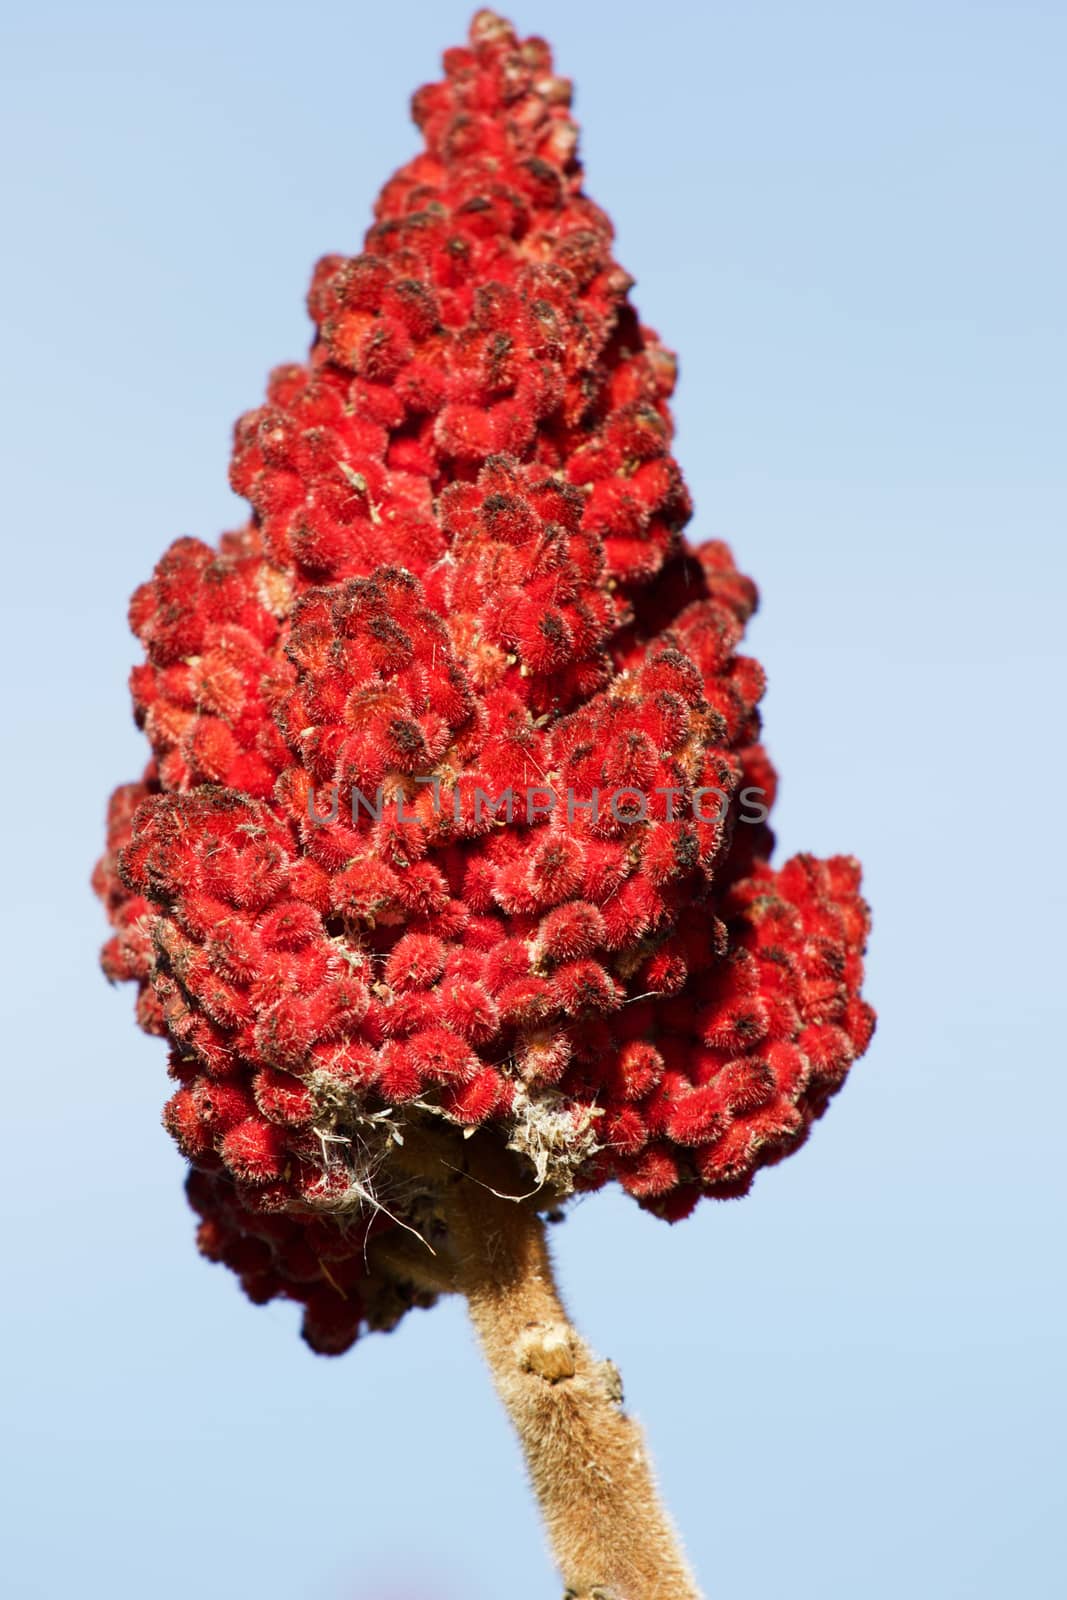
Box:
[96, 9, 874, 1356]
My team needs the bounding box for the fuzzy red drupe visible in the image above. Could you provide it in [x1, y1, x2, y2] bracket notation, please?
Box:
[95, 9, 874, 1361]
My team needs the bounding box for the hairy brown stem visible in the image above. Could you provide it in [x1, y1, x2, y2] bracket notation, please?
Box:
[446, 1175, 703, 1600]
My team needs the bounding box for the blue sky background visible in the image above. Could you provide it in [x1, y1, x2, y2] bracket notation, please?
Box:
[1, 2, 1064, 1595]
